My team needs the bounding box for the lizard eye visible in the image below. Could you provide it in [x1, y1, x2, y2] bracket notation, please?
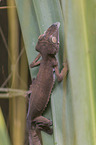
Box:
[52, 36, 57, 43]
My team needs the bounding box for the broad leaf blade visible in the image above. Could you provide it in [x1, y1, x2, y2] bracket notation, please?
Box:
[61, 0, 96, 144]
[0, 109, 11, 145]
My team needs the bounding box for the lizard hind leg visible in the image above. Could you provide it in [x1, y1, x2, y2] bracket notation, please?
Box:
[32, 116, 53, 135]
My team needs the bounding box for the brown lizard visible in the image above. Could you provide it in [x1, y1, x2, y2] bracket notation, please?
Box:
[26, 22, 68, 145]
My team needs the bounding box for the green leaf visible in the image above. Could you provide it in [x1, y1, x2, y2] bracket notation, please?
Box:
[0, 108, 11, 145]
[61, 0, 96, 144]
[14, 0, 40, 78]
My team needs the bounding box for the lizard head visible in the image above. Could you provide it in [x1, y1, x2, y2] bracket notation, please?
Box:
[35, 22, 60, 56]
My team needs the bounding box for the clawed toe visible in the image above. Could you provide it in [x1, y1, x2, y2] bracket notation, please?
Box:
[36, 124, 53, 135]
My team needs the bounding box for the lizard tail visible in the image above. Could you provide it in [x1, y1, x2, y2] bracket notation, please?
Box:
[24, 121, 42, 145]
[28, 126, 42, 145]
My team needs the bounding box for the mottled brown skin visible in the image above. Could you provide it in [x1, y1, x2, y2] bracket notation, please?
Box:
[26, 22, 68, 145]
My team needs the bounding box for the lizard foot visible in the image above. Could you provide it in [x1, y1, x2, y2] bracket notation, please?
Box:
[33, 116, 52, 127]
[32, 116, 53, 135]
[36, 124, 53, 135]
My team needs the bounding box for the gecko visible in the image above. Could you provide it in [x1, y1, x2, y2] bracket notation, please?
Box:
[26, 22, 68, 145]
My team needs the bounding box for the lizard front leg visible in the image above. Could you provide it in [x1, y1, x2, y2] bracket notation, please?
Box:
[30, 53, 41, 68]
[55, 62, 68, 82]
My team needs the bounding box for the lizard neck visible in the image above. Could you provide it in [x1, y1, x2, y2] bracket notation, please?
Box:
[41, 54, 57, 68]
[41, 53, 56, 61]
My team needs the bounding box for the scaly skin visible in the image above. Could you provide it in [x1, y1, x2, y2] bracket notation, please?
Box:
[27, 57, 57, 118]
[26, 22, 68, 145]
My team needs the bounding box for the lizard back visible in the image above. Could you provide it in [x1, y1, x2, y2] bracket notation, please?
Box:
[27, 58, 56, 120]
